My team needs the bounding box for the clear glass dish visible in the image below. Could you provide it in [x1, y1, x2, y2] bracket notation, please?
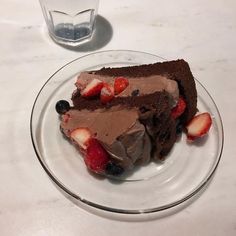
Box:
[30, 50, 224, 214]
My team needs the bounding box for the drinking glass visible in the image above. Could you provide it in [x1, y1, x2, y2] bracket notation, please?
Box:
[39, 0, 99, 46]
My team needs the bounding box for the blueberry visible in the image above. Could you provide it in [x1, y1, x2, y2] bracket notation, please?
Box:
[176, 120, 183, 135]
[55, 100, 70, 114]
[105, 162, 124, 176]
[131, 89, 140, 97]
[139, 106, 149, 113]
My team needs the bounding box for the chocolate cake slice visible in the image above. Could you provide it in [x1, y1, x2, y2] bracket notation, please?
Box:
[56, 59, 197, 176]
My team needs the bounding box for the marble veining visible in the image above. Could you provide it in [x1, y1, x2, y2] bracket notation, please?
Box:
[0, 0, 236, 235]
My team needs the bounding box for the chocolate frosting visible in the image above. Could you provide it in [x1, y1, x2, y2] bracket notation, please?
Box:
[75, 72, 179, 102]
[60, 106, 138, 145]
[60, 107, 152, 168]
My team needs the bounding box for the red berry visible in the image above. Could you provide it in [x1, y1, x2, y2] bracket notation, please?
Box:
[114, 77, 129, 95]
[70, 128, 92, 150]
[81, 79, 103, 97]
[100, 83, 114, 104]
[84, 139, 110, 173]
[186, 112, 212, 141]
[171, 97, 186, 119]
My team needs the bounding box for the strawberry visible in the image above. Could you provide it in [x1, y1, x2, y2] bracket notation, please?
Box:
[100, 83, 114, 104]
[114, 77, 129, 95]
[186, 112, 212, 141]
[70, 128, 92, 149]
[84, 139, 110, 173]
[81, 78, 103, 98]
[171, 97, 187, 119]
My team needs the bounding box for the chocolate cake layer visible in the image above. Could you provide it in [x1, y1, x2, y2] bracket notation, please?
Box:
[72, 91, 171, 112]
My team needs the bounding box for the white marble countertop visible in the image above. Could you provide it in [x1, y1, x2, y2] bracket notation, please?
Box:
[1, 0, 236, 235]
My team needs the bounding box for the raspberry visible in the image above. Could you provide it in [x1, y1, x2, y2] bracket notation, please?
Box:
[84, 139, 110, 173]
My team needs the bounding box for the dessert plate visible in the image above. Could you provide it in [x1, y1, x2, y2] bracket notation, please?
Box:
[30, 50, 223, 214]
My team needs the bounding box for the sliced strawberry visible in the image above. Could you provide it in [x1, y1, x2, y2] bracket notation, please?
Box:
[171, 97, 187, 119]
[186, 112, 212, 141]
[70, 128, 92, 149]
[84, 139, 110, 173]
[114, 77, 129, 95]
[100, 83, 114, 104]
[81, 78, 103, 98]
